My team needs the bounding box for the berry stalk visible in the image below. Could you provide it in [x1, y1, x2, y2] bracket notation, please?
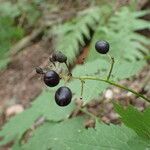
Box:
[107, 54, 115, 80]
[65, 62, 72, 76]
[80, 79, 85, 99]
[72, 76, 150, 103]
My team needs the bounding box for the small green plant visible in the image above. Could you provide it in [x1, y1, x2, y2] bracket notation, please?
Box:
[36, 41, 149, 107]
[0, 2, 150, 149]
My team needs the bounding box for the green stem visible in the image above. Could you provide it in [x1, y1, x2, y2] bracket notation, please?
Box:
[64, 62, 72, 76]
[107, 54, 115, 80]
[72, 76, 150, 103]
[80, 79, 85, 99]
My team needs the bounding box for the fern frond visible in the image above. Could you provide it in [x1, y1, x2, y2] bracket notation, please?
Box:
[88, 7, 150, 61]
[52, 7, 101, 65]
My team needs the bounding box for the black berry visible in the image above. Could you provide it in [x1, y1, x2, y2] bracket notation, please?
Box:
[95, 40, 109, 54]
[43, 70, 60, 87]
[51, 51, 67, 63]
[55, 86, 72, 106]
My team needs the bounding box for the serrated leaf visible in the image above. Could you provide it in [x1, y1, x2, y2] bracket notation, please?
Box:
[114, 104, 150, 138]
[0, 90, 75, 146]
[23, 117, 150, 150]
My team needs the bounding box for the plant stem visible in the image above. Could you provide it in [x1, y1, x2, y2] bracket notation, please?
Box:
[107, 54, 115, 80]
[80, 79, 85, 99]
[64, 61, 72, 76]
[72, 76, 150, 103]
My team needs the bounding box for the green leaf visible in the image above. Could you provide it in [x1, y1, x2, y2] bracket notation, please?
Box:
[72, 59, 109, 77]
[0, 90, 75, 146]
[111, 59, 146, 80]
[114, 104, 150, 138]
[73, 58, 146, 80]
[23, 117, 150, 150]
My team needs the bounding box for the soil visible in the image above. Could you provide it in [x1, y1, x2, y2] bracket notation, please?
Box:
[0, 40, 52, 110]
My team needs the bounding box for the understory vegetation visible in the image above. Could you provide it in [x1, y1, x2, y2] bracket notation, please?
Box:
[0, 0, 150, 149]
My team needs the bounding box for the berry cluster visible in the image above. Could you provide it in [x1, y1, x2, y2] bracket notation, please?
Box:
[36, 50, 72, 107]
[36, 40, 109, 106]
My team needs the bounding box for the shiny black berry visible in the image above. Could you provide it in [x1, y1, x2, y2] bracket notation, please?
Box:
[51, 51, 67, 63]
[55, 86, 72, 106]
[43, 70, 60, 87]
[95, 40, 109, 54]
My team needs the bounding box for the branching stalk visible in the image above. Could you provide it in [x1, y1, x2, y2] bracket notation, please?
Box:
[80, 79, 85, 99]
[72, 76, 150, 103]
[107, 54, 115, 80]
